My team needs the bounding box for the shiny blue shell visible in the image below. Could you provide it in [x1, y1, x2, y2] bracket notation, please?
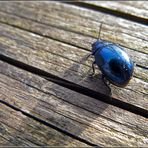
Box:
[92, 39, 134, 87]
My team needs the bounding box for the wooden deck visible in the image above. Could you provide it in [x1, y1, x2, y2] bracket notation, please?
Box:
[0, 1, 147, 147]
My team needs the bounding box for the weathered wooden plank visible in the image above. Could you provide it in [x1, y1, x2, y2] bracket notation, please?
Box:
[0, 21, 147, 71]
[0, 1, 147, 82]
[0, 13, 147, 69]
[0, 12, 147, 70]
[0, 23, 147, 110]
[82, 1, 148, 21]
[21, 2, 148, 40]
[135, 67, 148, 82]
[0, 122, 37, 146]
[2, 1, 148, 39]
[0, 1, 147, 147]
[0, 135, 14, 146]
[0, 103, 89, 147]
[0, 61, 148, 147]
[0, 2, 147, 72]
[0, 2, 147, 54]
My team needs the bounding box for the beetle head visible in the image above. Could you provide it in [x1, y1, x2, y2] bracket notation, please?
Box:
[92, 39, 110, 55]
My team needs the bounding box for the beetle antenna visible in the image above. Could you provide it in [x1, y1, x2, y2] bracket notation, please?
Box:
[97, 22, 103, 40]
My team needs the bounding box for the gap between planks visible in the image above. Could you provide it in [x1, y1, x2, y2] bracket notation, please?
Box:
[0, 54, 148, 118]
[0, 102, 91, 147]
[0, 61, 148, 147]
[65, 1, 148, 25]
[0, 18, 147, 70]
[78, 1, 148, 20]
[0, 2, 147, 54]
[0, 1, 147, 146]
[0, 21, 147, 111]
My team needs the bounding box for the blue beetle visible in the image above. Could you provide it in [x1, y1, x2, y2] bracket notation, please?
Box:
[89, 24, 134, 89]
[91, 39, 134, 87]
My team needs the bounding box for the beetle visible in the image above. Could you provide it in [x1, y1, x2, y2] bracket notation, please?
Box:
[88, 23, 134, 92]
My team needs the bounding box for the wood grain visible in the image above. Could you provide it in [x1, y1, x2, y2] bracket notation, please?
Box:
[0, 23, 147, 110]
[0, 103, 89, 147]
[0, 135, 14, 146]
[0, 2, 147, 147]
[0, 61, 148, 147]
[83, 1, 148, 20]
[0, 2, 147, 54]
[0, 12, 147, 68]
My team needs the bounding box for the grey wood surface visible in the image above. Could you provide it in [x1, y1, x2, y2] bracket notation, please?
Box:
[0, 1, 147, 147]
[0, 18, 147, 110]
[0, 102, 89, 147]
[82, 1, 148, 20]
[0, 61, 148, 147]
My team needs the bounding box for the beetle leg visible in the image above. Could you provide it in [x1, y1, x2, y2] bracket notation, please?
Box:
[77, 61, 95, 84]
[89, 61, 96, 77]
[92, 61, 96, 75]
[133, 61, 136, 67]
[102, 74, 112, 96]
[85, 53, 92, 60]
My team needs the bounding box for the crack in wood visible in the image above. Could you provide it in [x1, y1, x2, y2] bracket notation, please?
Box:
[0, 100, 98, 147]
[65, 2, 148, 25]
[0, 54, 148, 118]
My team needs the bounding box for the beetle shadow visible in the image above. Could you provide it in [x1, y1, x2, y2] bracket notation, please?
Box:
[51, 52, 110, 115]
[64, 53, 111, 95]
[38, 53, 111, 146]
[35, 52, 113, 145]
